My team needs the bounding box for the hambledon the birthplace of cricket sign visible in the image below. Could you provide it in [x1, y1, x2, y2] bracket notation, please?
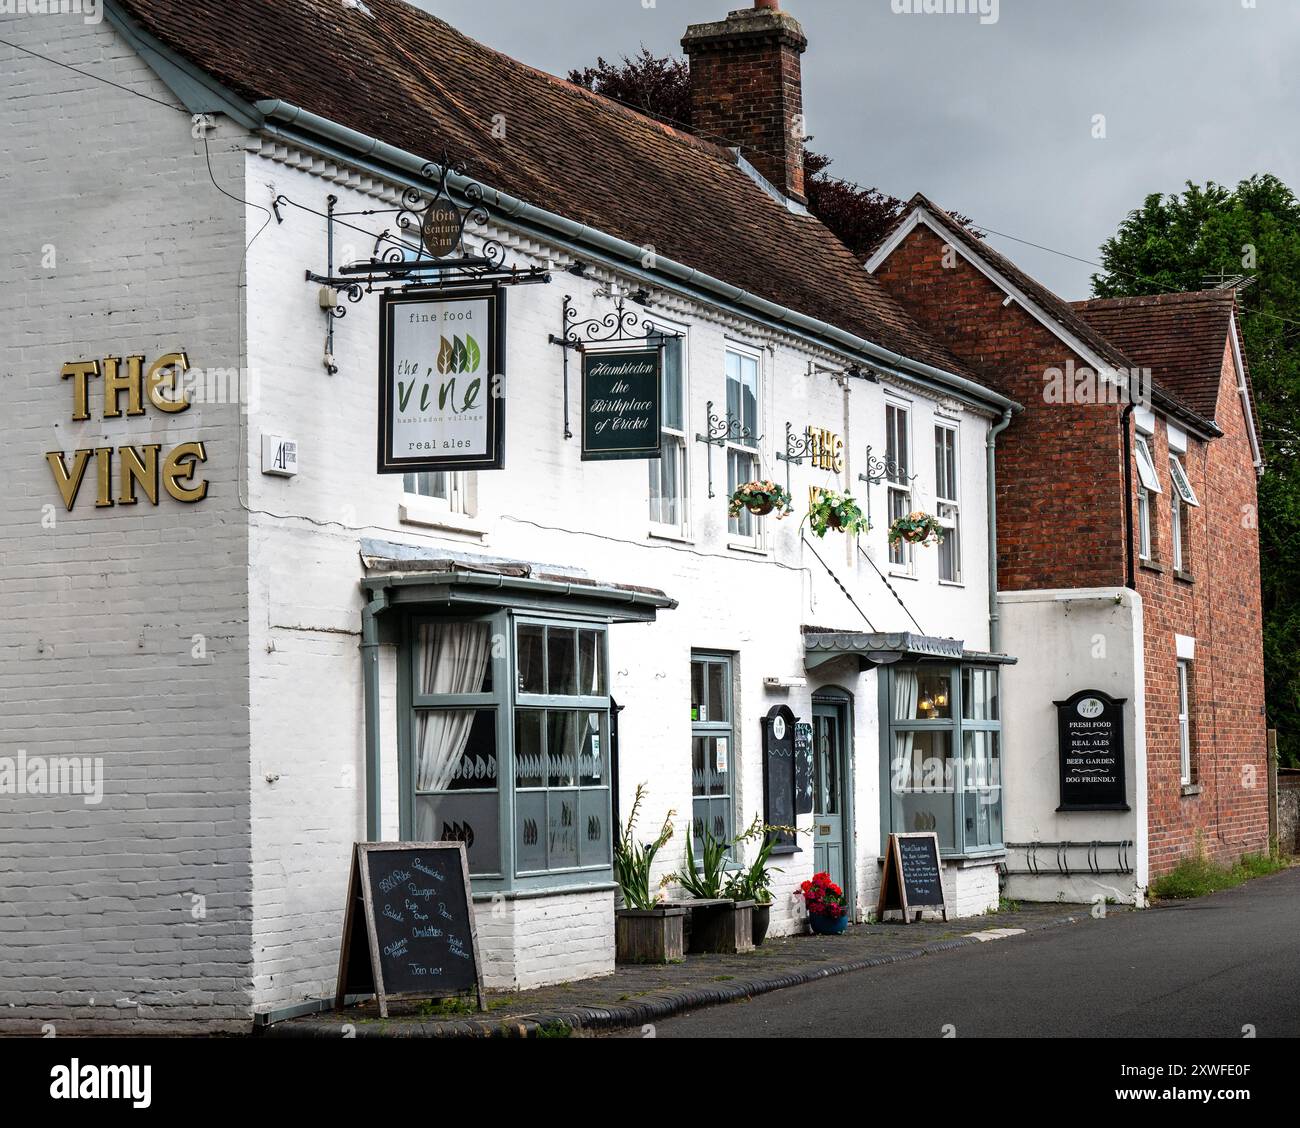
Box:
[377, 288, 506, 474]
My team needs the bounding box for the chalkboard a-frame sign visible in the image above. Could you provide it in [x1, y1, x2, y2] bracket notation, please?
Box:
[335, 842, 485, 1018]
[876, 832, 948, 924]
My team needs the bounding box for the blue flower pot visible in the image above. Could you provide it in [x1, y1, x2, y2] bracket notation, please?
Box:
[809, 911, 849, 935]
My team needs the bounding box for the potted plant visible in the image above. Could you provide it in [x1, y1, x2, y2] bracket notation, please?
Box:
[613, 784, 686, 964]
[728, 479, 793, 519]
[807, 488, 870, 538]
[671, 823, 754, 954]
[725, 815, 791, 946]
[887, 510, 946, 547]
[799, 871, 850, 935]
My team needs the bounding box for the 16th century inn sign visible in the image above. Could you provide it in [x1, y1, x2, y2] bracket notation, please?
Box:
[45, 351, 209, 510]
[378, 289, 506, 473]
[581, 347, 662, 462]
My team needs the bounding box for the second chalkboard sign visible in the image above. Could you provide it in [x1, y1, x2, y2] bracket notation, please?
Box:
[335, 842, 485, 1017]
[876, 832, 948, 924]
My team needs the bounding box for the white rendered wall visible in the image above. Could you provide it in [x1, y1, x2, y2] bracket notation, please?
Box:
[999, 589, 1148, 905]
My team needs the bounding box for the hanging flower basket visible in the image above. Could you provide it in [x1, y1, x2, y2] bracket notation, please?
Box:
[728, 480, 792, 519]
[807, 488, 870, 538]
[888, 511, 946, 547]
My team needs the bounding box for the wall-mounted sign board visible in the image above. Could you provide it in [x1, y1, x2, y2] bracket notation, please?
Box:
[876, 832, 947, 924]
[1055, 689, 1130, 812]
[377, 288, 505, 474]
[761, 705, 799, 853]
[335, 842, 484, 1018]
[581, 347, 662, 461]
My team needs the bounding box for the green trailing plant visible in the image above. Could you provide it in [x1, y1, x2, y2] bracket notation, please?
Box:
[613, 783, 675, 911]
[807, 487, 870, 538]
[888, 510, 945, 547]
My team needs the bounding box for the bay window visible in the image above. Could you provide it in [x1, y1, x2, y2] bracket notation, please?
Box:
[403, 613, 612, 887]
[884, 664, 1003, 856]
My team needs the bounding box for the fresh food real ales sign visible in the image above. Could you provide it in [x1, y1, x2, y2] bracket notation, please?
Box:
[378, 289, 505, 473]
[581, 348, 661, 462]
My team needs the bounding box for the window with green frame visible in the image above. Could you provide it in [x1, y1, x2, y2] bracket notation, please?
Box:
[690, 653, 734, 853]
[403, 612, 613, 888]
[884, 665, 1002, 855]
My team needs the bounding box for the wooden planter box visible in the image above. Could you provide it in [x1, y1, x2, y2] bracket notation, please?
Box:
[682, 899, 755, 955]
[615, 906, 687, 964]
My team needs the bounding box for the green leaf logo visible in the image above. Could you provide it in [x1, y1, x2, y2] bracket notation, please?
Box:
[436, 336, 455, 375]
[464, 334, 481, 373]
[452, 336, 469, 373]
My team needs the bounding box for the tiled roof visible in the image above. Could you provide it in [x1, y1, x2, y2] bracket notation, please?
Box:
[885, 194, 1221, 432]
[113, 0, 977, 380]
[1072, 290, 1243, 424]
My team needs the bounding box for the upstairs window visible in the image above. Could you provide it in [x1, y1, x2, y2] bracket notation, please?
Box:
[726, 348, 762, 545]
[649, 331, 688, 533]
[886, 403, 913, 571]
[934, 424, 961, 583]
[1133, 436, 1161, 562]
[1169, 456, 1199, 573]
[404, 471, 470, 515]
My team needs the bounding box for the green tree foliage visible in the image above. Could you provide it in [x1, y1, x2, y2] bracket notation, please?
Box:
[1093, 175, 1300, 765]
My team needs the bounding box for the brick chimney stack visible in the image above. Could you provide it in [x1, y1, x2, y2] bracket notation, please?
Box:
[682, 1, 809, 203]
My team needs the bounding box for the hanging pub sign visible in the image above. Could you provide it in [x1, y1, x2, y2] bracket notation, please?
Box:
[1055, 689, 1130, 811]
[581, 347, 662, 462]
[377, 288, 506, 474]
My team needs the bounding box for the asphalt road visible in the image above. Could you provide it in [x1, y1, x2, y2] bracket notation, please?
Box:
[618, 867, 1300, 1038]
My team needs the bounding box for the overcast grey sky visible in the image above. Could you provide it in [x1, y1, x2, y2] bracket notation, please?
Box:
[414, 0, 1298, 299]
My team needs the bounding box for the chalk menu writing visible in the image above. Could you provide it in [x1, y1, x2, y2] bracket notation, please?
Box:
[897, 835, 944, 908]
[336, 842, 483, 1016]
[1055, 690, 1129, 811]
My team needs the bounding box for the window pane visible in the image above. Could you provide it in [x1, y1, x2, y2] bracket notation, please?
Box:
[691, 661, 706, 721]
[938, 502, 960, 582]
[707, 662, 727, 723]
[517, 625, 545, 694]
[579, 788, 611, 868]
[649, 440, 681, 526]
[547, 710, 578, 786]
[515, 791, 547, 872]
[415, 621, 493, 696]
[546, 628, 578, 696]
[404, 471, 449, 500]
[728, 448, 757, 537]
[890, 729, 955, 850]
[414, 709, 497, 792]
[578, 711, 606, 786]
[893, 668, 952, 721]
[547, 790, 580, 870]
[888, 487, 911, 566]
[515, 709, 544, 789]
[578, 630, 605, 696]
[414, 792, 500, 875]
[692, 798, 731, 852]
[962, 731, 1001, 850]
[661, 338, 683, 430]
[692, 735, 708, 797]
[962, 669, 999, 721]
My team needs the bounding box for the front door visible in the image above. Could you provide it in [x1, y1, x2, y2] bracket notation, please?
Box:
[812, 701, 847, 890]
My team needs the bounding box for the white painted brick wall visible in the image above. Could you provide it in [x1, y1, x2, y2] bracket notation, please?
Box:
[0, 14, 252, 1032]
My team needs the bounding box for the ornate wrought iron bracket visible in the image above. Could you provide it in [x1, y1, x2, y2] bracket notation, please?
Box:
[857, 444, 919, 527]
[774, 421, 820, 514]
[548, 290, 680, 441]
[694, 401, 760, 500]
[275, 153, 550, 374]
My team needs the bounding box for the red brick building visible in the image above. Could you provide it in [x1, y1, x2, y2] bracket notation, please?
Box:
[869, 198, 1267, 897]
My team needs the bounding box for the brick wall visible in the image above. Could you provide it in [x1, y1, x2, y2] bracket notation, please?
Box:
[1137, 339, 1268, 876]
[873, 225, 1127, 592]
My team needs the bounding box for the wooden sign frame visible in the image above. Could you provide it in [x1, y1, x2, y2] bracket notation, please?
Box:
[335, 841, 486, 1018]
[876, 832, 948, 924]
